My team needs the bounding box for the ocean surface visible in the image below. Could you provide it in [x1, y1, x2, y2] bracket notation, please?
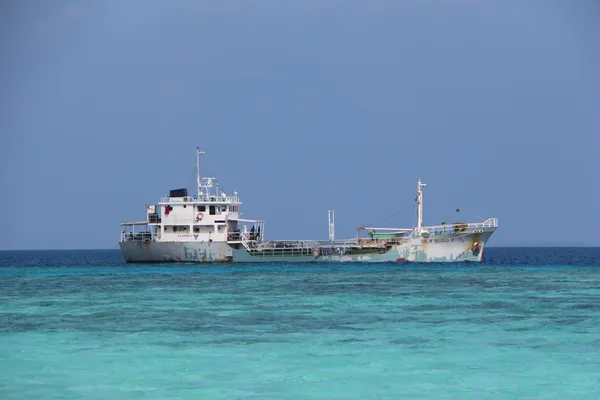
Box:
[1, 247, 599, 399]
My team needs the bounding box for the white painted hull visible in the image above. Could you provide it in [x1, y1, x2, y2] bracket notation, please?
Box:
[120, 229, 494, 263]
[120, 241, 233, 263]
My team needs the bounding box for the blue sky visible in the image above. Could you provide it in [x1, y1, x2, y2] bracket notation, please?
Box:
[1, 0, 599, 250]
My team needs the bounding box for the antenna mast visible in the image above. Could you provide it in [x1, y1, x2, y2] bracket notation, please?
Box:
[417, 178, 426, 230]
[328, 209, 335, 241]
[196, 147, 205, 197]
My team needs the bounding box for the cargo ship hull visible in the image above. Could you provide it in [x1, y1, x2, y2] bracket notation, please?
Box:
[119, 229, 494, 263]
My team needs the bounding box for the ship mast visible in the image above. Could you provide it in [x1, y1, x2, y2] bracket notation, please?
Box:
[196, 147, 205, 198]
[328, 209, 335, 241]
[417, 178, 426, 230]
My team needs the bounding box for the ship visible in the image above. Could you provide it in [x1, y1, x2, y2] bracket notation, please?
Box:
[119, 148, 498, 263]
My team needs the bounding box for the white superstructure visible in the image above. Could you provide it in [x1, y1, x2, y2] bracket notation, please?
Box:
[121, 148, 263, 247]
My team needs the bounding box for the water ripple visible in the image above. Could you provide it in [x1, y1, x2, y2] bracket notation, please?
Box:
[0, 248, 599, 399]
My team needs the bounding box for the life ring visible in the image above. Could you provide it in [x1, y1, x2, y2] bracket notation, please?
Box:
[196, 213, 204, 221]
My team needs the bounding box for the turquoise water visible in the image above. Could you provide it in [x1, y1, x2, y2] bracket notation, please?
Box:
[1, 248, 600, 399]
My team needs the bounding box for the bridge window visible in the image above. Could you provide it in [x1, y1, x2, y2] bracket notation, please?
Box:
[197, 205, 206, 212]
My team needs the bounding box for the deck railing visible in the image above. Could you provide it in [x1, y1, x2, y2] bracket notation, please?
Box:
[422, 217, 498, 232]
[357, 237, 407, 245]
[228, 232, 263, 242]
[479, 217, 499, 228]
[254, 240, 316, 250]
[120, 231, 154, 243]
[160, 194, 240, 204]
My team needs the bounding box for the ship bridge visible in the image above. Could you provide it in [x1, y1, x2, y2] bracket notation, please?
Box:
[120, 148, 265, 245]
